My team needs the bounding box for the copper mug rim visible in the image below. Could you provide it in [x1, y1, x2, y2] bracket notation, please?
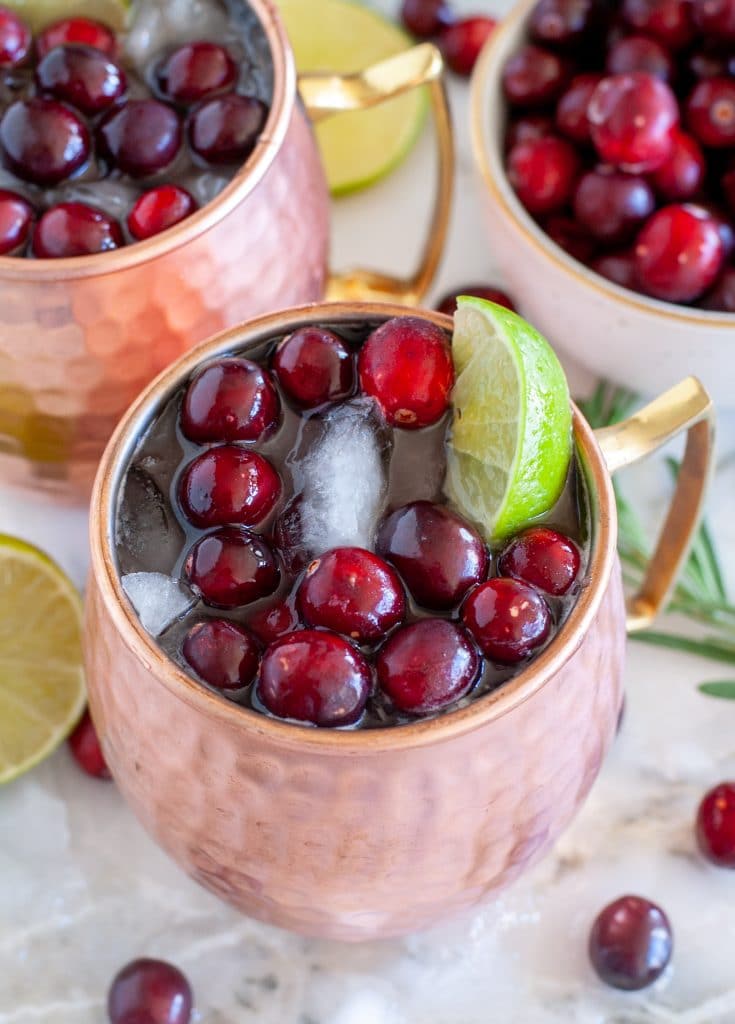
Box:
[0, 0, 293, 281]
[89, 300, 619, 754]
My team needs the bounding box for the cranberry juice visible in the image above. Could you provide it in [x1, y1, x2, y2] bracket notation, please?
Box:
[115, 315, 590, 729]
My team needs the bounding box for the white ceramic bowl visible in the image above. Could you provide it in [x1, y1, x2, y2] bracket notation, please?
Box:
[470, 0, 735, 407]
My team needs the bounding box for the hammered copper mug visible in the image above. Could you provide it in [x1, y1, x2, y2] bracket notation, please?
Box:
[0, 1, 453, 500]
[85, 303, 714, 942]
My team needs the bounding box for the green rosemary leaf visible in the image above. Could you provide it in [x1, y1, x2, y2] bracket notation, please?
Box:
[698, 681, 735, 700]
[632, 632, 735, 665]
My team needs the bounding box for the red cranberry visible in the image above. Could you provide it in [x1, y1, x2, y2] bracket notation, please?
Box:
[358, 316, 453, 429]
[401, 0, 455, 37]
[622, 0, 695, 49]
[696, 781, 735, 865]
[573, 168, 655, 244]
[436, 285, 517, 315]
[634, 203, 725, 301]
[157, 41, 237, 104]
[542, 214, 597, 261]
[376, 501, 489, 609]
[0, 189, 32, 254]
[258, 630, 370, 727]
[0, 7, 30, 66]
[68, 709, 110, 779]
[37, 17, 116, 58]
[462, 578, 551, 663]
[589, 896, 673, 990]
[592, 249, 640, 289]
[650, 130, 705, 200]
[439, 17, 497, 76]
[108, 958, 193, 1024]
[128, 184, 197, 240]
[499, 527, 581, 595]
[179, 445, 281, 529]
[606, 35, 674, 81]
[273, 327, 354, 409]
[183, 618, 260, 691]
[188, 93, 268, 165]
[297, 547, 405, 642]
[184, 527, 280, 609]
[502, 44, 572, 107]
[506, 113, 555, 149]
[246, 598, 300, 644]
[687, 77, 735, 148]
[555, 74, 602, 144]
[693, 0, 735, 39]
[507, 135, 580, 215]
[588, 73, 678, 172]
[99, 100, 182, 177]
[36, 44, 126, 115]
[529, 0, 606, 49]
[32, 202, 123, 258]
[693, 201, 735, 257]
[699, 265, 735, 310]
[181, 358, 280, 444]
[1, 98, 90, 186]
[376, 619, 480, 715]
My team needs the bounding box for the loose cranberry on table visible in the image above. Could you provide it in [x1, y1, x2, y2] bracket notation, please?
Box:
[184, 527, 280, 609]
[99, 99, 182, 177]
[0, 189, 33, 255]
[36, 17, 116, 59]
[128, 185, 197, 241]
[157, 41, 237, 104]
[555, 74, 602, 143]
[589, 895, 673, 990]
[507, 135, 580, 215]
[181, 358, 281, 444]
[436, 285, 516, 315]
[401, 0, 455, 37]
[439, 17, 497, 77]
[35, 44, 127, 115]
[188, 93, 268, 165]
[588, 72, 678, 173]
[108, 958, 192, 1024]
[273, 327, 355, 409]
[0, 7, 30, 67]
[686, 77, 735, 148]
[183, 619, 260, 692]
[178, 445, 281, 529]
[503, 44, 571, 107]
[462, 577, 551, 663]
[32, 203, 123, 259]
[1, 98, 90, 186]
[573, 169, 655, 245]
[696, 781, 735, 866]
[622, 0, 695, 49]
[499, 527, 580, 596]
[68, 708, 111, 780]
[634, 204, 725, 302]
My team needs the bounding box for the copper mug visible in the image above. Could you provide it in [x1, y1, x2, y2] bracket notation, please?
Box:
[0, 1, 453, 501]
[85, 303, 714, 942]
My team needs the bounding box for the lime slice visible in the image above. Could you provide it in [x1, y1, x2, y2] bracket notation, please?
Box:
[2, 0, 130, 31]
[279, 0, 428, 196]
[0, 535, 85, 784]
[445, 297, 573, 543]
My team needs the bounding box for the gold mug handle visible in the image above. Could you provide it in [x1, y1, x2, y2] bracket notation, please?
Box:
[594, 377, 716, 633]
[298, 43, 454, 305]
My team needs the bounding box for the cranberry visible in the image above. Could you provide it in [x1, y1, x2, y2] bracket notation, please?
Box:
[358, 316, 453, 429]
[693, 201, 735, 257]
[0, 7, 30, 67]
[650, 131, 705, 201]
[506, 113, 555, 149]
[502, 44, 572, 107]
[507, 135, 580, 215]
[592, 249, 640, 289]
[188, 93, 268, 165]
[693, 0, 735, 39]
[258, 630, 370, 727]
[157, 41, 237, 104]
[696, 781, 735, 865]
[297, 547, 405, 642]
[178, 445, 281, 529]
[184, 527, 280, 609]
[687, 78, 735, 148]
[128, 185, 197, 240]
[589, 895, 673, 990]
[439, 17, 497, 76]
[588, 73, 678, 172]
[108, 958, 193, 1024]
[573, 168, 655, 244]
[68, 709, 110, 779]
[0, 189, 32, 254]
[376, 619, 480, 715]
[182, 618, 260, 691]
[530, 0, 606, 49]
[376, 501, 489, 609]
[634, 204, 725, 301]
[246, 599, 300, 644]
[700, 265, 735, 310]
[542, 214, 597, 262]
[401, 0, 454, 37]
[1, 98, 90, 186]
[273, 327, 354, 409]
[36, 44, 126, 115]
[622, 0, 695, 49]
[436, 285, 517, 315]
[37, 17, 116, 59]
[32, 202, 123, 259]
[462, 578, 551, 663]
[499, 527, 581, 595]
[555, 74, 602, 144]
[181, 358, 280, 444]
[99, 99, 182, 177]
[606, 35, 674, 81]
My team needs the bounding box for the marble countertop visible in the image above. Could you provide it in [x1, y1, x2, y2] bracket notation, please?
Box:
[3, 2, 735, 1021]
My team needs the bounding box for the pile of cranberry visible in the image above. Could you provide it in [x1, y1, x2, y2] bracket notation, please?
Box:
[503, 0, 735, 311]
[0, 6, 267, 258]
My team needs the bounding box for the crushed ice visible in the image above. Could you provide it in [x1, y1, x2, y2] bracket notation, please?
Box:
[122, 573, 196, 636]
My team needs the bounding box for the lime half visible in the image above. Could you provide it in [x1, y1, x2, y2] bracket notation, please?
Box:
[279, 0, 428, 196]
[2, 0, 130, 31]
[0, 535, 85, 784]
[445, 297, 573, 543]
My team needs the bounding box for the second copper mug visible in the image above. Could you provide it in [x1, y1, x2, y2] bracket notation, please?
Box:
[0, 0, 453, 500]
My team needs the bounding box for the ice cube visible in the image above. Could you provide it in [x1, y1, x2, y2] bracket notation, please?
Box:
[116, 465, 185, 576]
[54, 180, 140, 219]
[124, 0, 232, 70]
[122, 573, 196, 636]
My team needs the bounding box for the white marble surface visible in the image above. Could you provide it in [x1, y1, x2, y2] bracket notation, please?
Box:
[3, 1, 735, 1022]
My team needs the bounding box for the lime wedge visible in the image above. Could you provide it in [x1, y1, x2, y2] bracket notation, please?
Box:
[0, 535, 85, 784]
[279, 0, 428, 196]
[445, 297, 573, 543]
[2, 0, 130, 31]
